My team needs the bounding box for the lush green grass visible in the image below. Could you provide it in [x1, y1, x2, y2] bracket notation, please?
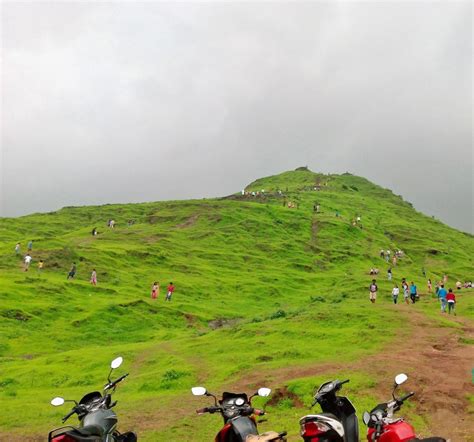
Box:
[0, 168, 472, 440]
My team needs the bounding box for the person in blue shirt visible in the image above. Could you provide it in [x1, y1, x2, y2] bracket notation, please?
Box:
[409, 282, 417, 304]
[437, 285, 448, 313]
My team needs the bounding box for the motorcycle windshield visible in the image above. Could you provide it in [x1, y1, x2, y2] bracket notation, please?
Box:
[220, 392, 249, 404]
[79, 391, 102, 405]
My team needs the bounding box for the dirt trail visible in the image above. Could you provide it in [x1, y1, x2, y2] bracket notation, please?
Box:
[226, 308, 474, 441]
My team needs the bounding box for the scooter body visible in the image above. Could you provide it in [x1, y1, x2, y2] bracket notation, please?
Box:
[300, 379, 358, 442]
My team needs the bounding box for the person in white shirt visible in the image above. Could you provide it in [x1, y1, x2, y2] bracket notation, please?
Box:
[392, 285, 400, 304]
[24, 254, 32, 272]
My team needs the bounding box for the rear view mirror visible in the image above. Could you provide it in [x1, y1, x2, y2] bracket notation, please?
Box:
[51, 397, 65, 407]
[257, 387, 271, 397]
[191, 386, 207, 396]
[362, 411, 370, 425]
[111, 356, 123, 370]
[394, 373, 408, 386]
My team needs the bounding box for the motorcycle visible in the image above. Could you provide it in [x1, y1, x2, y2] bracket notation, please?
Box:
[191, 386, 287, 442]
[48, 356, 137, 442]
[299, 379, 358, 442]
[362, 373, 446, 442]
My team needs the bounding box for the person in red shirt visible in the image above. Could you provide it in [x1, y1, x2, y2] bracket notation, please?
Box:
[446, 289, 456, 315]
[166, 282, 175, 301]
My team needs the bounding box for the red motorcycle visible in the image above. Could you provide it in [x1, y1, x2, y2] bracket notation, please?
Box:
[362, 373, 446, 442]
[191, 386, 287, 442]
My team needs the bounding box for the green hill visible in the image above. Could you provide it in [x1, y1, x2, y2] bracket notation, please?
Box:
[0, 168, 472, 441]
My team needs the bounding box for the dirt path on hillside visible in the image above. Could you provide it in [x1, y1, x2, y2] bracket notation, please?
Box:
[225, 308, 474, 441]
[6, 308, 473, 442]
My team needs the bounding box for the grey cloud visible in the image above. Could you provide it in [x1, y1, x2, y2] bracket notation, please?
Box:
[1, 1, 472, 232]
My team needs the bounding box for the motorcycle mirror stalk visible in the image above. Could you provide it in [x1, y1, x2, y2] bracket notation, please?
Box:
[392, 373, 408, 398]
[249, 387, 272, 401]
[107, 356, 124, 383]
[50, 397, 78, 407]
[191, 386, 218, 405]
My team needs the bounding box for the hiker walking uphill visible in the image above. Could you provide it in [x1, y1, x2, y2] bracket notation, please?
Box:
[165, 282, 175, 301]
[67, 263, 77, 280]
[369, 279, 378, 303]
[151, 282, 159, 300]
[90, 269, 97, 286]
[38, 260, 44, 273]
[15, 243, 20, 255]
[27, 240, 33, 251]
[410, 282, 418, 304]
[446, 289, 456, 315]
[438, 285, 448, 313]
[24, 253, 32, 271]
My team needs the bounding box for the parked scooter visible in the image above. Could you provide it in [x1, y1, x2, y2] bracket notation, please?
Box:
[362, 373, 446, 442]
[299, 379, 358, 442]
[191, 386, 287, 441]
[48, 356, 137, 442]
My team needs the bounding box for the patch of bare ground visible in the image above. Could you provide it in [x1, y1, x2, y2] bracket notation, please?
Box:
[175, 214, 200, 229]
[225, 308, 474, 441]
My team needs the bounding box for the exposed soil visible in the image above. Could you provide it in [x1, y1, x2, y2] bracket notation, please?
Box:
[225, 308, 474, 442]
[175, 214, 200, 229]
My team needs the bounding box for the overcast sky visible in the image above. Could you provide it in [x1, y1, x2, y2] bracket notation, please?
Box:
[1, 1, 472, 232]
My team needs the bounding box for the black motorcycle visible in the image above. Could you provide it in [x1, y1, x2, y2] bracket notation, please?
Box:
[299, 379, 358, 442]
[48, 356, 137, 442]
[192, 386, 287, 442]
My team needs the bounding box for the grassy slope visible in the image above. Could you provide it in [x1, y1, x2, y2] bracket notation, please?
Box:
[0, 169, 472, 440]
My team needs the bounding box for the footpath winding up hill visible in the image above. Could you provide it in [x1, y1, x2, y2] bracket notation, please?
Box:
[0, 168, 473, 441]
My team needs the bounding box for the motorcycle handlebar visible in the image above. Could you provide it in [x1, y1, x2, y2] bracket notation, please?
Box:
[253, 408, 265, 416]
[105, 373, 129, 390]
[196, 406, 221, 414]
[398, 392, 415, 403]
[61, 408, 77, 423]
[339, 379, 350, 386]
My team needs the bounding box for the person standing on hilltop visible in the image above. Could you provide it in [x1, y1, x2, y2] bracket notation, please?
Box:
[165, 282, 175, 301]
[24, 253, 32, 271]
[369, 279, 378, 303]
[151, 282, 159, 300]
[90, 269, 97, 286]
[409, 281, 417, 303]
[67, 263, 77, 280]
[437, 284, 448, 313]
[391, 284, 400, 304]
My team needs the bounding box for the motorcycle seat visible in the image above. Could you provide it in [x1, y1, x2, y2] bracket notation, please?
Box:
[246, 431, 283, 441]
[72, 425, 104, 437]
